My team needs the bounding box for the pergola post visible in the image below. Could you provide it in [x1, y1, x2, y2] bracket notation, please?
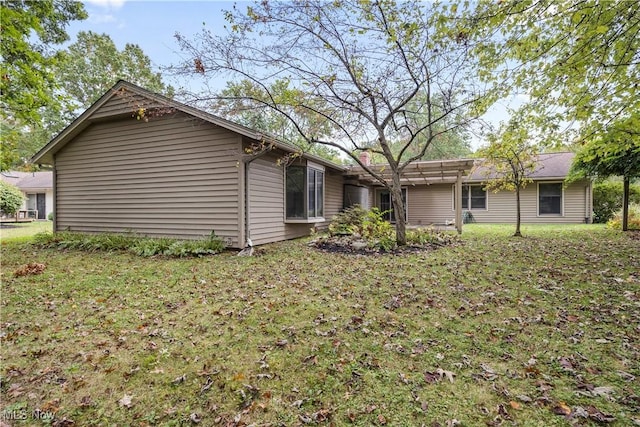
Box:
[455, 170, 463, 234]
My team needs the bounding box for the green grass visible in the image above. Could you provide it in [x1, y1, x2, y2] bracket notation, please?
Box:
[0, 221, 52, 243]
[1, 224, 638, 426]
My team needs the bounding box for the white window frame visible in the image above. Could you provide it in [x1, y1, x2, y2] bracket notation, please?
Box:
[452, 184, 488, 211]
[284, 162, 325, 223]
[537, 181, 564, 216]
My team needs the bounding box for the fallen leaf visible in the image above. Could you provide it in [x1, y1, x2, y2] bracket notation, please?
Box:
[586, 405, 615, 423]
[617, 370, 635, 381]
[118, 394, 133, 408]
[13, 262, 46, 277]
[591, 386, 615, 399]
[79, 396, 92, 407]
[172, 374, 186, 385]
[377, 414, 387, 425]
[41, 399, 61, 413]
[424, 371, 439, 384]
[436, 368, 455, 383]
[509, 401, 521, 410]
[552, 402, 571, 416]
[312, 408, 331, 422]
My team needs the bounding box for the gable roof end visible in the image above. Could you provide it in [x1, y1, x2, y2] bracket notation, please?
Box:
[31, 80, 346, 171]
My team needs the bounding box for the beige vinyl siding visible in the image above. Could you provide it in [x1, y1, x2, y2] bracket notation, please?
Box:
[247, 154, 309, 246]
[318, 170, 344, 228]
[54, 113, 242, 246]
[455, 180, 591, 224]
[92, 89, 164, 119]
[402, 180, 590, 226]
[406, 184, 457, 225]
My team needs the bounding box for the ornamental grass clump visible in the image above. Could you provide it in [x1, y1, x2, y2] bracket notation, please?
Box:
[607, 203, 640, 230]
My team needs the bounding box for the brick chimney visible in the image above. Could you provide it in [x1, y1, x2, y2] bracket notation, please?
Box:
[359, 151, 371, 166]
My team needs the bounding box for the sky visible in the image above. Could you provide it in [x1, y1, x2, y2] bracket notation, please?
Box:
[68, 0, 522, 150]
[69, 0, 236, 90]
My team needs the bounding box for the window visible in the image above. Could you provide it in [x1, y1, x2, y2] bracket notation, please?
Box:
[539, 183, 562, 215]
[286, 165, 324, 220]
[378, 188, 407, 222]
[455, 185, 486, 210]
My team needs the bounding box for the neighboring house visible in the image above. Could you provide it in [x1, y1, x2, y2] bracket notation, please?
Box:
[31, 81, 590, 248]
[0, 171, 54, 220]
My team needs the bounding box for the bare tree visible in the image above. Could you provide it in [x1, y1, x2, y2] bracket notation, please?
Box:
[173, 1, 500, 244]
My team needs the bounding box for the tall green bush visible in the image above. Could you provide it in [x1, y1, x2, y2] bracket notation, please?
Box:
[592, 180, 640, 223]
[0, 181, 24, 216]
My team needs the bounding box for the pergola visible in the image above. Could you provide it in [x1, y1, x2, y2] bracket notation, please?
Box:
[344, 159, 476, 233]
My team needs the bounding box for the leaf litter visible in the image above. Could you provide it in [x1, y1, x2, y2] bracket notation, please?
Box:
[1, 225, 638, 425]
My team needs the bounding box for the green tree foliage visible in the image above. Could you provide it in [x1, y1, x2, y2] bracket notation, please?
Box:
[0, 181, 24, 216]
[569, 120, 640, 230]
[57, 31, 174, 111]
[0, 0, 87, 170]
[473, 0, 639, 145]
[477, 122, 539, 237]
[8, 31, 175, 169]
[593, 179, 640, 223]
[217, 79, 342, 163]
[174, 1, 500, 245]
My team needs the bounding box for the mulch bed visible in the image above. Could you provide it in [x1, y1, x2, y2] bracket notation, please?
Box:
[311, 235, 461, 256]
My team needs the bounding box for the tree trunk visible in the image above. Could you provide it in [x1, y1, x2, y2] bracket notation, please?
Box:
[623, 175, 630, 231]
[514, 187, 522, 237]
[390, 177, 407, 246]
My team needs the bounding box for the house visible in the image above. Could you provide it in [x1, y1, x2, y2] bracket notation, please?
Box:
[0, 171, 54, 220]
[346, 151, 592, 226]
[31, 81, 590, 248]
[463, 152, 593, 224]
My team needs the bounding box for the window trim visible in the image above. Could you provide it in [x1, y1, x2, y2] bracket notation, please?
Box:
[284, 163, 325, 223]
[452, 184, 488, 211]
[537, 181, 564, 216]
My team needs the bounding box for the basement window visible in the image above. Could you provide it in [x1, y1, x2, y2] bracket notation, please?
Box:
[286, 164, 324, 222]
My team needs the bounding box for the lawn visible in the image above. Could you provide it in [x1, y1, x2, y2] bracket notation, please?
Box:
[0, 221, 53, 244]
[1, 225, 638, 426]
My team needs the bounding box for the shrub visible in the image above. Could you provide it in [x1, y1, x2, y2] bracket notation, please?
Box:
[328, 205, 368, 236]
[326, 205, 397, 251]
[592, 180, 640, 223]
[47, 212, 54, 221]
[360, 207, 394, 242]
[607, 203, 640, 230]
[0, 181, 24, 216]
[34, 231, 225, 257]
